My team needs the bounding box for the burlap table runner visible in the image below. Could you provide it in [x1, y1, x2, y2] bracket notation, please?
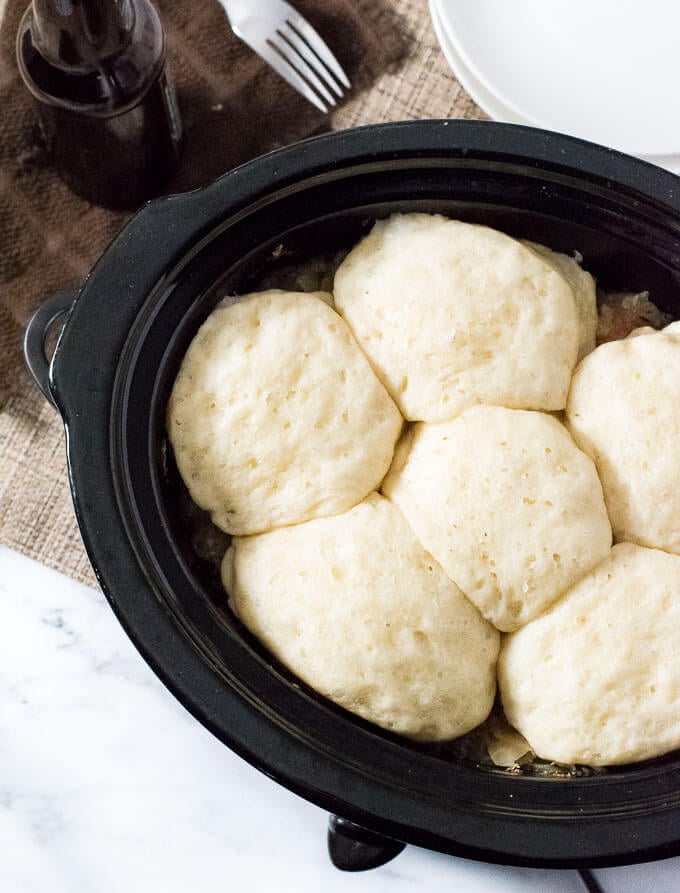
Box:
[0, 0, 484, 586]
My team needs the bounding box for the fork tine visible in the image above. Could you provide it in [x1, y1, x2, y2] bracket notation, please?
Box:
[239, 31, 329, 112]
[285, 11, 351, 90]
[279, 21, 344, 99]
[269, 30, 337, 106]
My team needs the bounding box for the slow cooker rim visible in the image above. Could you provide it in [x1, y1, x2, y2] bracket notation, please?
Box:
[50, 119, 680, 867]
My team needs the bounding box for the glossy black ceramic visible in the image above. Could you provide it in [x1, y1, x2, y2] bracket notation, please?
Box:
[29, 120, 680, 868]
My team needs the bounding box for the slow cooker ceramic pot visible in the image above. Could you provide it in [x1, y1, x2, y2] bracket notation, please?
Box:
[25, 120, 680, 870]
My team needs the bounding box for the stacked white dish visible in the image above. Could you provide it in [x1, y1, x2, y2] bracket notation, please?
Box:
[429, 0, 680, 173]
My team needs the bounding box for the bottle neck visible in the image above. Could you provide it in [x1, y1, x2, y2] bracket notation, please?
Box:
[31, 0, 134, 68]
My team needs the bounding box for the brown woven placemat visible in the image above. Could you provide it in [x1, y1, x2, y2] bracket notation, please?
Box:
[0, 0, 484, 587]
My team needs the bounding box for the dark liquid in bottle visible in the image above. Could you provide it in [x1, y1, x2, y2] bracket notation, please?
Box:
[17, 0, 182, 210]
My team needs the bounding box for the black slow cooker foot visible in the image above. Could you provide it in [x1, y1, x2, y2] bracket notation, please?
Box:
[327, 815, 406, 871]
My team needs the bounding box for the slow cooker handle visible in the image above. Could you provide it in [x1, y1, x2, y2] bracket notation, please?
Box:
[23, 286, 79, 410]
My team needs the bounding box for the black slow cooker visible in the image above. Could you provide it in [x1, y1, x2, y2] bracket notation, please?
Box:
[24, 120, 680, 871]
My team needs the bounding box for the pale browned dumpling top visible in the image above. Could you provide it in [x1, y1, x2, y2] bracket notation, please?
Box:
[499, 543, 680, 766]
[522, 240, 598, 360]
[224, 494, 500, 741]
[333, 213, 583, 422]
[167, 290, 403, 535]
[382, 405, 612, 632]
[567, 321, 680, 554]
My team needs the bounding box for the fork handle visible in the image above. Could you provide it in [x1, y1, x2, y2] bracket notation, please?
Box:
[217, 0, 250, 28]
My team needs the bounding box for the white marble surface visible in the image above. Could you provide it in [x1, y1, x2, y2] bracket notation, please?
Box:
[2, 545, 680, 893]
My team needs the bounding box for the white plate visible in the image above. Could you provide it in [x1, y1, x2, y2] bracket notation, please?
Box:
[432, 0, 680, 158]
[428, 0, 527, 125]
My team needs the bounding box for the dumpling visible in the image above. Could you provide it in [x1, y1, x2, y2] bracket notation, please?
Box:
[223, 494, 499, 741]
[333, 213, 580, 421]
[521, 240, 597, 360]
[567, 321, 680, 553]
[382, 405, 612, 631]
[167, 290, 403, 535]
[499, 543, 680, 766]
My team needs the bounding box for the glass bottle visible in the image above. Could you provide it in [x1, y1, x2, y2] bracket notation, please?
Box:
[16, 0, 183, 210]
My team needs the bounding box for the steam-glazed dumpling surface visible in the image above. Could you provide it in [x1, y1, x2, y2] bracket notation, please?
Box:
[223, 494, 500, 741]
[167, 290, 403, 535]
[522, 241, 598, 360]
[499, 543, 680, 766]
[382, 406, 612, 631]
[567, 321, 680, 553]
[333, 213, 580, 421]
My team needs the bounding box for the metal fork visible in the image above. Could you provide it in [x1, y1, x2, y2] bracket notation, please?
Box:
[219, 0, 351, 113]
